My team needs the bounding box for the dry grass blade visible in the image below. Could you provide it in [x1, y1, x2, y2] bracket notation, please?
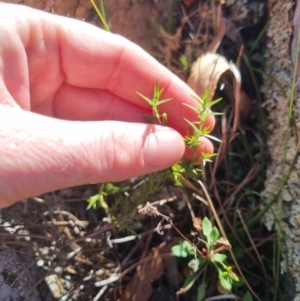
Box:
[236, 210, 268, 285]
[207, 1, 225, 53]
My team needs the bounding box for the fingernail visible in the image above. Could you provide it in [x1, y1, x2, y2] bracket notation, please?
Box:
[142, 130, 185, 167]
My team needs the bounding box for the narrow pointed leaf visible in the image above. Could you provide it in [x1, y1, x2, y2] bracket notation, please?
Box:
[136, 92, 152, 105]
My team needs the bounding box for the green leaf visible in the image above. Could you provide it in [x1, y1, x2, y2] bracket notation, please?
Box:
[232, 276, 244, 287]
[104, 183, 129, 194]
[183, 272, 197, 288]
[210, 227, 220, 244]
[191, 94, 204, 106]
[183, 103, 200, 114]
[184, 118, 200, 133]
[86, 194, 100, 210]
[201, 89, 210, 104]
[212, 253, 227, 263]
[197, 282, 206, 301]
[136, 92, 152, 105]
[172, 240, 194, 257]
[86, 193, 108, 210]
[180, 54, 189, 71]
[86, 194, 98, 210]
[208, 97, 222, 107]
[156, 98, 172, 106]
[242, 291, 253, 301]
[172, 245, 188, 257]
[202, 217, 212, 241]
[219, 274, 232, 291]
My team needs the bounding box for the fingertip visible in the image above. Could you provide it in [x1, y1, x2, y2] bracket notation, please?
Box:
[184, 136, 215, 163]
[205, 115, 216, 133]
[143, 128, 185, 167]
[196, 136, 214, 155]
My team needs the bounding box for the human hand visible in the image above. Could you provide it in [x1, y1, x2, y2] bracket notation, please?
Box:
[0, 3, 215, 207]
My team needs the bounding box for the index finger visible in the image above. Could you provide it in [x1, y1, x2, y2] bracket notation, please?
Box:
[58, 23, 215, 134]
[6, 4, 215, 135]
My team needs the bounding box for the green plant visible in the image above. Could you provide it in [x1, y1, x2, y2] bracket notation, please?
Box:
[137, 81, 221, 181]
[136, 80, 172, 125]
[86, 182, 129, 210]
[135, 81, 242, 295]
[172, 217, 239, 295]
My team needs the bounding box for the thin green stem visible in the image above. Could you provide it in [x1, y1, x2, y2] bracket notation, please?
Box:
[90, 0, 110, 32]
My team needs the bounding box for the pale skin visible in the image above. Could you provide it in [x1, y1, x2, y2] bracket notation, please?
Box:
[0, 3, 215, 208]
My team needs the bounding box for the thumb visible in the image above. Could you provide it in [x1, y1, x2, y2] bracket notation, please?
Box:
[0, 107, 185, 207]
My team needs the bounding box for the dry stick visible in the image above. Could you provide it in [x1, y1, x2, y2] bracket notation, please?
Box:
[170, 222, 206, 260]
[223, 163, 258, 208]
[176, 267, 204, 295]
[93, 285, 108, 301]
[229, 63, 242, 138]
[251, 233, 277, 250]
[43, 210, 88, 229]
[192, 193, 209, 207]
[180, 188, 197, 220]
[237, 209, 269, 285]
[181, 6, 206, 52]
[48, 192, 82, 251]
[151, 195, 178, 207]
[236, 45, 244, 69]
[208, 104, 241, 190]
[209, 113, 229, 189]
[0, 232, 54, 242]
[121, 237, 144, 267]
[117, 227, 154, 295]
[64, 216, 134, 247]
[207, 1, 225, 53]
[204, 165, 264, 268]
[180, 4, 197, 31]
[207, 1, 240, 136]
[180, 177, 262, 301]
[215, 209, 259, 266]
[137, 201, 206, 259]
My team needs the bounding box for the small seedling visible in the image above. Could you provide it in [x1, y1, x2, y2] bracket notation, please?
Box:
[137, 81, 221, 185]
[172, 217, 239, 293]
[87, 183, 129, 211]
[180, 54, 189, 71]
[136, 80, 172, 124]
[136, 81, 240, 295]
